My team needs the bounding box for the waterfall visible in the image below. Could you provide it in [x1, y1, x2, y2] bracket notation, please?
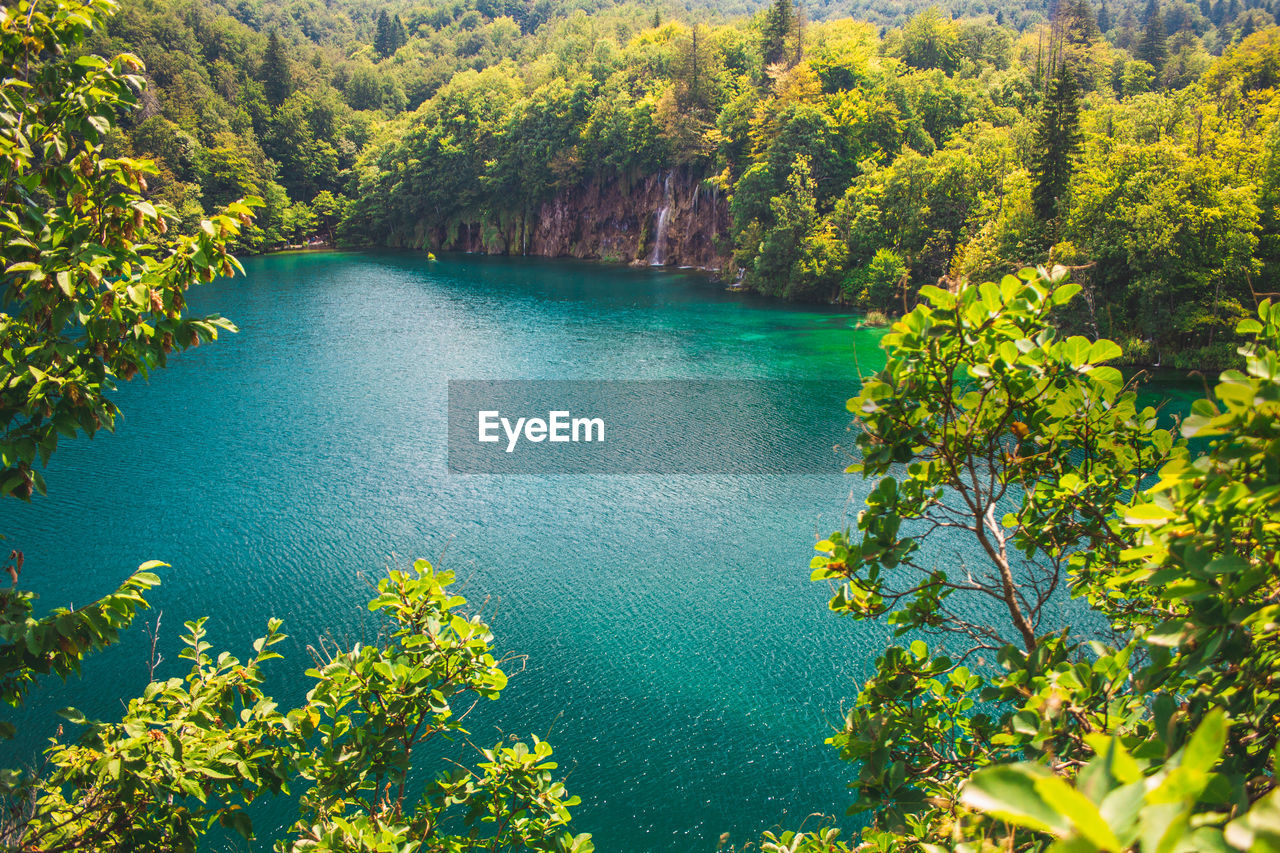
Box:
[648, 171, 674, 267]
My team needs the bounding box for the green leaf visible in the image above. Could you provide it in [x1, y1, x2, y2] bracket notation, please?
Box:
[1124, 503, 1174, 525]
[962, 763, 1069, 835]
[219, 807, 254, 840]
[1180, 709, 1226, 775]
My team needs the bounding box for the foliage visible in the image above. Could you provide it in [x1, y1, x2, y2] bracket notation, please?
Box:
[761, 0, 797, 69]
[14, 562, 591, 853]
[0, 7, 587, 852]
[283, 564, 589, 853]
[38, 0, 1277, 367]
[24, 611, 292, 851]
[0, 0, 249, 503]
[0, 0, 258, 779]
[7, 0, 1280, 850]
[842, 247, 907, 310]
[899, 7, 962, 72]
[799, 268, 1278, 851]
[64, 0, 1260, 366]
[1030, 65, 1082, 222]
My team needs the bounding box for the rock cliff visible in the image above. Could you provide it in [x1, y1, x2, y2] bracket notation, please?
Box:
[414, 168, 731, 273]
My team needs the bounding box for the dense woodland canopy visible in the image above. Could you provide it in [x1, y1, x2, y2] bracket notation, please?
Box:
[91, 0, 1280, 365]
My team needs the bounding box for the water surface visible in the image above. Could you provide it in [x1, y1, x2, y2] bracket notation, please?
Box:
[3, 251, 918, 850]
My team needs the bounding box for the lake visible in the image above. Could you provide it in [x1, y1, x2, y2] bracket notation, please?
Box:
[0, 250, 1121, 850]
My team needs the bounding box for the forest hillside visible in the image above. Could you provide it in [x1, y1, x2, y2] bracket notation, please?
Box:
[96, 0, 1280, 363]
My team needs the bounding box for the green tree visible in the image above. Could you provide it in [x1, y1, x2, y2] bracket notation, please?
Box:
[0, 0, 251, 764]
[373, 9, 405, 59]
[392, 14, 408, 52]
[672, 24, 718, 113]
[800, 271, 1279, 852]
[1064, 138, 1259, 360]
[345, 62, 383, 111]
[761, 0, 796, 69]
[311, 190, 344, 244]
[0, 0, 249, 506]
[262, 29, 291, 107]
[1031, 64, 1082, 222]
[841, 247, 906, 309]
[0, 7, 590, 852]
[900, 7, 960, 72]
[374, 10, 392, 58]
[1137, 9, 1170, 74]
[955, 298, 1280, 850]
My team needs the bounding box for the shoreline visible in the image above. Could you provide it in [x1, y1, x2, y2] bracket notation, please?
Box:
[249, 243, 1227, 377]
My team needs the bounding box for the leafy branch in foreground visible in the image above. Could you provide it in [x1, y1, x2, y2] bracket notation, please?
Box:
[0, 0, 254, 774]
[0, 0, 254, 502]
[0, 0, 256, 758]
[785, 270, 1277, 851]
[284, 563, 589, 853]
[0, 6, 586, 851]
[14, 562, 589, 853]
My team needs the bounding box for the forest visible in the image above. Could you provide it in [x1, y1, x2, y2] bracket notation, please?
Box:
[88, 0, 1280, 366]
[2, 0, 1280, 851]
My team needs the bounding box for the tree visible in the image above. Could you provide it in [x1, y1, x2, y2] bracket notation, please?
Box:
[799, 270, 1280, 852]
[1031, 64, 1082, 222]
[672, 24, 717, 113]
[841, 247, 906, 309]
[761, 0, 796, 69]
[374, 9, 392, 58]
[1064, 138, 1260, 359]
[1137, 9, 1170, 74]
[0, 6, 589, 852]
[311, 190, 344, 244]
[345, 62, 383, 111]
[262, 29, 292, 107]
[749, 155, 846, 299]
[0, 0, 249, 506]
[956, 299, 1280, 850]
[900, 7, 961, 72]
[392, 13, 408, 52]
[0, 0, 249, 761]
[1066, 0, 1102, 46]
[373, 9, 405, 59]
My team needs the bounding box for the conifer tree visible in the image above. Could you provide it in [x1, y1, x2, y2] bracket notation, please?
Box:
[374, 9, 392, 58]
[674, 24, 715, 111]
[1031, 64, 1083, 222]
[761, 0, 795, 68]
[262, 29, 291, 107]
[1098, 0, 1112, 31]
[1137, 8, 1169, 73]
[1068, 0, 1101, 45]
[392, 13, 407, 51]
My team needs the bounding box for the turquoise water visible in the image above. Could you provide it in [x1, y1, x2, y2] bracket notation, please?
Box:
[2, 251, 900, 851]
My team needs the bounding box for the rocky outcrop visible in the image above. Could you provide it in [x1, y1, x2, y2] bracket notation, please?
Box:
[418, 168, 731, 273]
